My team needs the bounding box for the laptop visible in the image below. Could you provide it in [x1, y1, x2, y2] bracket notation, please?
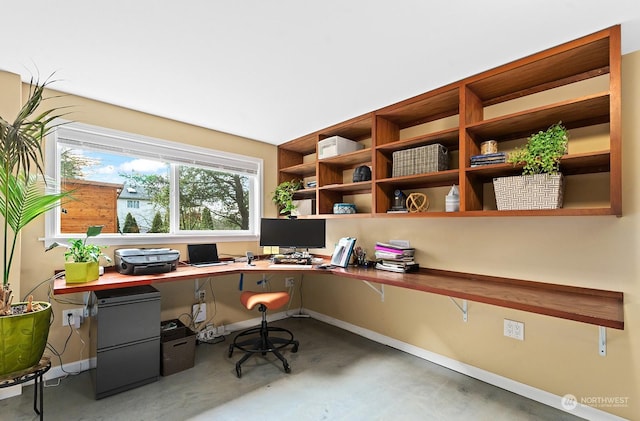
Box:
[188, 244, 228, 267]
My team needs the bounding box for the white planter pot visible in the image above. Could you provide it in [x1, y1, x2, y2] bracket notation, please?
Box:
[493, 173, 564, 210]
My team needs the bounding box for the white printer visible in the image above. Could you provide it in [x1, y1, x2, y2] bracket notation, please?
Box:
[115, 248, 180, 275]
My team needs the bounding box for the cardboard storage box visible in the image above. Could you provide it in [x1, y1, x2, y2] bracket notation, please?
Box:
[160, 319, 196, 376]
[318, 136, 363, 159]
[392, 144, 448, 177]
[291, 199, 316, 216]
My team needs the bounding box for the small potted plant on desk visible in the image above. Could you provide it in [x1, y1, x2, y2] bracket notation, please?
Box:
[48, 225, 112, 283]
[493, 121, 568, 210]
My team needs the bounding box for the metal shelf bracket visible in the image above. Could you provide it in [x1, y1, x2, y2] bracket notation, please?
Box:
[449, 297, 468, 322]
[599, 326, 606, 356]
[362, 280, 384, 302]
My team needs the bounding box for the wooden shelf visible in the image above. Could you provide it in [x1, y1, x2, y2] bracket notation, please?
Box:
[466, 35, 610, 105]
[334, 267, 623, 329]
[376, 169, 459, 189]
[465, 93, 610, 142]
[465, 151, 611, 180]
[376, 86, 460, 128]
[318, 113, 374, 141]
[375, 127, 459, 152]
[277, 25, 621, 218]
[319, 181, 372, 194]
[280, 161, 316, 177]
[318, 148, 372, 167]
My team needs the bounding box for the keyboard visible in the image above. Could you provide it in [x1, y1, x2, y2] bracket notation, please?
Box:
[268, 264, 313, 269]
[192, 262, 229, 267]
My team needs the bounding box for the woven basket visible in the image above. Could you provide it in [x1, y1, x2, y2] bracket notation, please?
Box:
[493, 174, 564, 210]
[392, 144, 448, 177]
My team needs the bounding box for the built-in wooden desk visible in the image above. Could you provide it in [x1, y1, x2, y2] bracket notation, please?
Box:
[54, 261, 623, 332]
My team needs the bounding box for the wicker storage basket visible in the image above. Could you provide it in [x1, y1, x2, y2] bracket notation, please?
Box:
[392, 144, 448, 177]
[493, 173, 564, 210]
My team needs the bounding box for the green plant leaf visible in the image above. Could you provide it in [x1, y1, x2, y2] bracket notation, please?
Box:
[86, 225, 104, 238]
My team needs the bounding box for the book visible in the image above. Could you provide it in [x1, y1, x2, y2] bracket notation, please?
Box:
[375, 262, 419, 273]
[375, 241, 414, 250]
[374, 245, 415, 257]
[470, 152, 507, 167]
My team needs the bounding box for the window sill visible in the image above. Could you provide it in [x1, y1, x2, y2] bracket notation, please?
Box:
[41, 233, 259, 248]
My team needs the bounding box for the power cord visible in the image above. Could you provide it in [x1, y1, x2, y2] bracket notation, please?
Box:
[45, 320, 86, 383]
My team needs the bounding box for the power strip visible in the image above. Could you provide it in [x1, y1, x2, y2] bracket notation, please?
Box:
[197, 324, 226, 342]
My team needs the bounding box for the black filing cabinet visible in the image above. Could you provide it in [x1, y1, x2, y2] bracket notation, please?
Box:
[90, 285, 161, 399]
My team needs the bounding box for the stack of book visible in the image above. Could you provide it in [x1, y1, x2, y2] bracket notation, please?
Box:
[470, 152, 507, 167]
[374, 242, 419, 273]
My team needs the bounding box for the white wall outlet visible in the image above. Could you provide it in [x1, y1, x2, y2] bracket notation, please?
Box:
[196, 289, 205, 301]
[62, 308, 84, 328]
[504, 319, 524, 340]
[192, 303, 206, 323]
[285, 277, 295, 288]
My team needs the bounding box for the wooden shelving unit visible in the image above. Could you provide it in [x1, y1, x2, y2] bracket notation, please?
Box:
[277, 26, 621, 218]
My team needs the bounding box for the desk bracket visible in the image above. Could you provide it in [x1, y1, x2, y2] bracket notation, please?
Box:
[599, 326, 606, 356]
[449, 297, 468, 322]
[362, 280, 384, 302]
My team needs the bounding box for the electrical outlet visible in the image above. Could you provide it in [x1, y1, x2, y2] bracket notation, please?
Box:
[192, 303, 206, 323]
[504, 319, 524, 340]
[195, 289, 205, 301]
[62, 308, 83, 327]
[285, 277, 295, 288]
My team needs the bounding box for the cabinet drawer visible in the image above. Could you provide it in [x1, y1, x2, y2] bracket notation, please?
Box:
[94, 338, 159, 399]
[95, 298, 160, 348]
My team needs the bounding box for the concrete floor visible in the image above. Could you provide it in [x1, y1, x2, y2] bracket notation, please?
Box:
[0, 318, 582, 421]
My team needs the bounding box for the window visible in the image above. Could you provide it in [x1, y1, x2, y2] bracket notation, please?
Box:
[45, 122, 263, 246]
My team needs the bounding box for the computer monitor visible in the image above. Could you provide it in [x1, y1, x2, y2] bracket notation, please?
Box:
[259, 218, 326, 250]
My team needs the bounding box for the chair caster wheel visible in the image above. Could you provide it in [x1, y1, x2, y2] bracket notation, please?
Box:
[228, 345, 234, 358]
[284, 363, 291, 374]
[236, 364, 242, 378]
[292, 344, 299, 353]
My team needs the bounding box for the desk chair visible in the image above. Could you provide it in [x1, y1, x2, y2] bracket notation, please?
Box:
[228, 291, 299, 378]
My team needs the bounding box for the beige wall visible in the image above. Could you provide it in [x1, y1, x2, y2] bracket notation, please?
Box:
[0, 72, 23, 299]
[4, 49, 639, 419]
[304, 50, 640, 419]
[5, 74, 284, 377]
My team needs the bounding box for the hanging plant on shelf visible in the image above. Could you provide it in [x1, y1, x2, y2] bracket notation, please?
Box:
[272, 179, 302, 216]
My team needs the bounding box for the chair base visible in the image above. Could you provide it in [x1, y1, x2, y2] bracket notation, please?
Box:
[228, 321, 299, 378]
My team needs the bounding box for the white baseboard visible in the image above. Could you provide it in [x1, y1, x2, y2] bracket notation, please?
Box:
[0, 385, 22, 399]
[43, 357, 95, 381]
[303, 309, 628, 421]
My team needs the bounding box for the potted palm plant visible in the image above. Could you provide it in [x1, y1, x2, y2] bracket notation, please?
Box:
[493, 121, 568, 210]
[0, 76, 70, 375]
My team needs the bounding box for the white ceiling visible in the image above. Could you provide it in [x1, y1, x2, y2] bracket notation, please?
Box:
[2, 1, 640, 146]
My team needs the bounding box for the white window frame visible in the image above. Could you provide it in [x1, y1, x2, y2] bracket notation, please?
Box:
[44, 122, 263, 247]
